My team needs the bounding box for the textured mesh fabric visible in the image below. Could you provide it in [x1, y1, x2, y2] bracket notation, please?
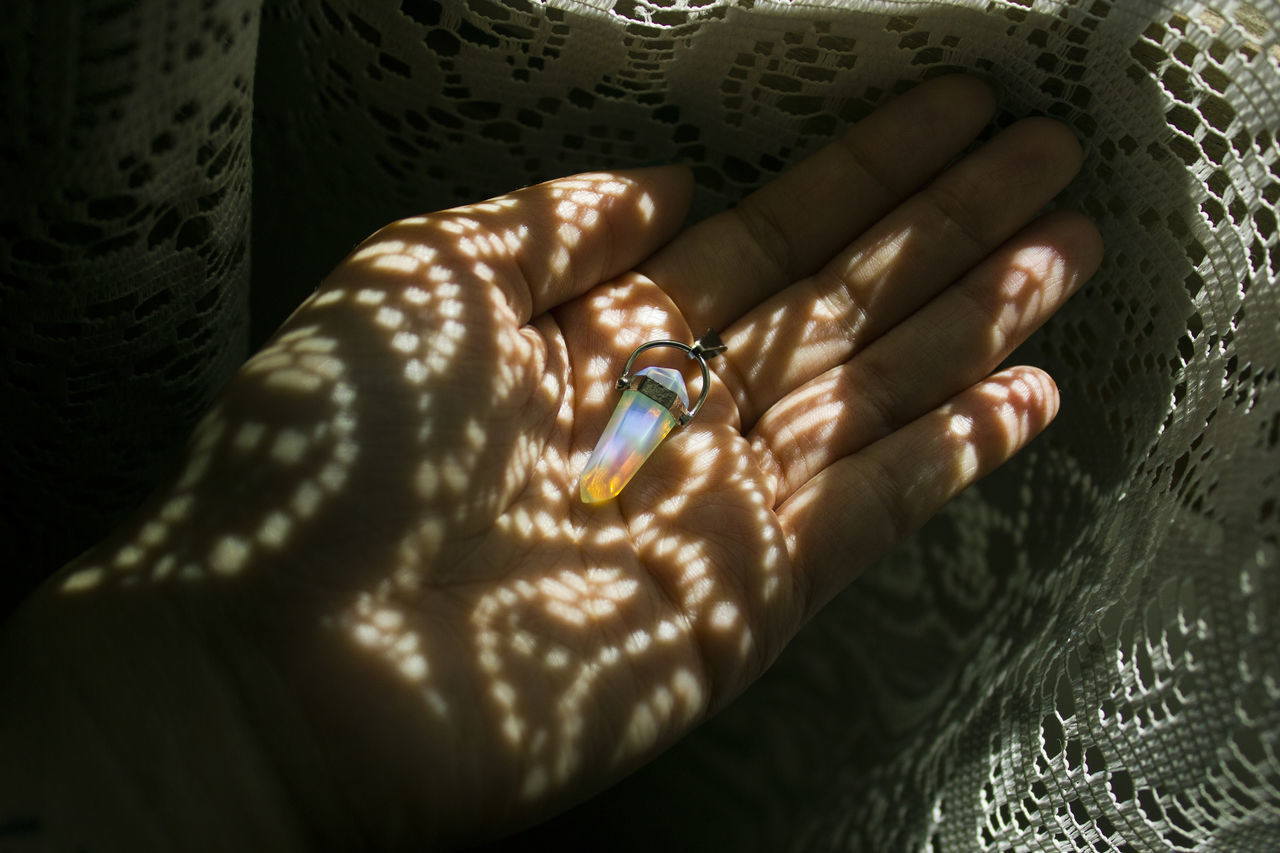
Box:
[0, 0, 258, 597]
[3, 0, 1278, 850]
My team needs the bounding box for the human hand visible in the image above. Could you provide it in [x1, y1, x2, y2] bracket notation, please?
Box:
[1, 75, 1101, 849]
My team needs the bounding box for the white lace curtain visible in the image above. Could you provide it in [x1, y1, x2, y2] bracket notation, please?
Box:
[1, 0, 1276, 849]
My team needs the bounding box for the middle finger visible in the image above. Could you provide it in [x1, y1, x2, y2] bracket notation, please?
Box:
[640, 75, 998, 335]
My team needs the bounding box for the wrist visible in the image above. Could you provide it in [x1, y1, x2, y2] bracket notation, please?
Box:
[0, 559, 326, 851]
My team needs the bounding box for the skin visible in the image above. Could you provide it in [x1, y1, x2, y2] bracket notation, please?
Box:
[0, 76, 1101, 850]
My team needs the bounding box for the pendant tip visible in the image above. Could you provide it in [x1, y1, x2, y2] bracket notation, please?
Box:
[579, 472, 613, 504]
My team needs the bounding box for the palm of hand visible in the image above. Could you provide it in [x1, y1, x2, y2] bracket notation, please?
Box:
[259, 179, 800, 840]
[49, 76, 1100, 846]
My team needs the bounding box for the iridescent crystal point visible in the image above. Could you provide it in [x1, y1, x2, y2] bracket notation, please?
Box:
[579, 366, 689, 503]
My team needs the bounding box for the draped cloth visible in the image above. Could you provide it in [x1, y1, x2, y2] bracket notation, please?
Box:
[2, 0, 1277, 849]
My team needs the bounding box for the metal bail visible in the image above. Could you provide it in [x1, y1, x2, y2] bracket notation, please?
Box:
[690, 329, 727, 361]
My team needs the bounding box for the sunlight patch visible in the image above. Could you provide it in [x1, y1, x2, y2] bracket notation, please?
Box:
[319, 463, 348, 492]
[292, 481, 324, 518]
[209, 536, 251, 576]
[948, 413, 975, 438]
[404, 358, 428, 384]
[233, 421, 266, 452]
[521, 766, 549, 799]
[333, 411, 357, 435]
[625, 629, 652, 654]
[311, 289, 345, 307]
[61, 565, 104, 593]
[271, 428, 310, 464]
[373, 254, 419, 273]
[113, 544, 144, 569]
[549, 244, 571, 276]
[352, 240, 404, 260]
[415, 461, 439, 499]
[392, 331, 420, 353]
[299, 353, 343, 379]
[710, 601, 739, 630]
[332, 381, 356, 405]
[152, 554, 176, 581]
[398, 655, 428, 681]
[375, 306, 405, 329]
[510, 630, 537, 656]
[672, 668, 704, 720]
[139, 521, 167, 547]
[294, 336, 338, 354]
[265, 368, 322, 392]
[257, 512, 292, 548]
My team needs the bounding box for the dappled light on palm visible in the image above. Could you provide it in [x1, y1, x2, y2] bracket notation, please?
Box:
[60, 323, 359, 590]
[26, 77, 1102, 848]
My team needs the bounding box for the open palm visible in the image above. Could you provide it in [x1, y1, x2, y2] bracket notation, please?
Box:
[6, 76, 1101, 850]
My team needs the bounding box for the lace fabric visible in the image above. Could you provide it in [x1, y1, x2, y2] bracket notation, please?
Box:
[1, 0, 257, 595]
[2, 0, 1277, 849]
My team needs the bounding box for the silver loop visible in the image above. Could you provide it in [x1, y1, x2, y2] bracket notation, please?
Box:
[617, 338, 716, 425]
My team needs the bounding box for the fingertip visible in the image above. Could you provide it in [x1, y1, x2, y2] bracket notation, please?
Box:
[1022, 115, 1086, 174]
[921, 73, 997, 108]
[955, 73, 999, 118]
[911, 73, 1000, 127]
[1065, 211, 1105, 283]
[1056, 211, 1105, 304]
[1002, 210, 1103, 306]
[614, 164, 695, 222]
[1017, 364, 1060, 416]
[991, 365, 1061, 438]
[654, 162, 696, 195]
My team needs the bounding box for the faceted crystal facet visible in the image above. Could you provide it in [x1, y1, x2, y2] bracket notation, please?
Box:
[579, 366, 690, 503]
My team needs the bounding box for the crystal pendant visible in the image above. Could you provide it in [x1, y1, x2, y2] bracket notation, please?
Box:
[579, 366, 689, 503]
